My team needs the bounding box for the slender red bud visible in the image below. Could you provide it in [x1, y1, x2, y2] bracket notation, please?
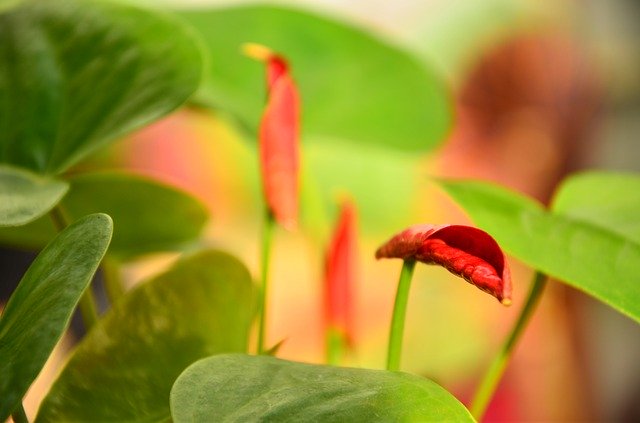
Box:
[244, 43, 300, 229]
[325, 201, 357, 345]
[376, 224, 512, 305]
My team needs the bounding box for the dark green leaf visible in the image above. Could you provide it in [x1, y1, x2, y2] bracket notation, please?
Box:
[0, 213, 112, 421]
[552, 171, 640, 244]
[178, 4, 451, 152]
[0, 165, 68, 226]
[0, 0, 202, 174]
[36, 250, 257, 423]
[439, 180, 640, 323]
[170, 354, 473, 422]
[0, 171, 209, 259]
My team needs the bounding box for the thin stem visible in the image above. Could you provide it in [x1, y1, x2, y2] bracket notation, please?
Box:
[256, 210, 275, 355]
[102, 256, 125, 304]
[48, 205, 99, 332]
[11, 403, 28, 423]
[386, 260, 416, 371]
[326, 327, 346, 366]
[470, 271, 548, 420]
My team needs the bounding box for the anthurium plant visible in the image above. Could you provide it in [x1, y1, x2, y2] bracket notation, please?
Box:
[1, 1, 638, 422]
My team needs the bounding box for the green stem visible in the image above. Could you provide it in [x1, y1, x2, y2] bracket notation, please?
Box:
[48, 206, 99, 332]
[470, 271, 548, 420]
[11, 403, 29, 423]
[256, 211, 275, 355]
[326, 327, 346, 366]
[386, 260, 416, 371]
[102, 256, 125, 304]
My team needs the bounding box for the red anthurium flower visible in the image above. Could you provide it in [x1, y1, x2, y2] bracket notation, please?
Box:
[244, 43, 300, 229]
[376, 224, 512, 305]
[325, 201, 357, 345]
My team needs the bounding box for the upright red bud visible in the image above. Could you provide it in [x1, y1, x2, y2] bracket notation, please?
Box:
[376, 224, 512, 305]
[325, 201, 358, 345]
[244, 43, 300, 229]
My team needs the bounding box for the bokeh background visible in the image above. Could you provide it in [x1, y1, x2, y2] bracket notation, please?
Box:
[3, 0, 640, 421]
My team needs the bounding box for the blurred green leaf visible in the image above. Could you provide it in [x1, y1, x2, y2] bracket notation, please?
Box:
[36, 250, 257, 423]
[439, 179, 640, 323]
[0, 214, 112, 421]
[0, 172, 209, 259]
[0, 0, 202, 174]
[170, 354, 474, 422]
[178, 4, 451, 152]
[0, 165, 68, 226]
[552, 171, 640, 244]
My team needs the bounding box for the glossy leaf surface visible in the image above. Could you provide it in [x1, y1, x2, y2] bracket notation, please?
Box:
[0, 165, 68, 226]
[36, 250, 257, 422]
[552, 171, 640, 244]
[0, 214, 112, 421]
[439, 180, 640, 323]
[178, 4, 451, 151]
[170, 354, 474, 422]
[0, 172, 208, 259]
[0, 0, 202, 174]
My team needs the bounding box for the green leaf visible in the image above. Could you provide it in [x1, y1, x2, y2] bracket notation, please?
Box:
[0, 165, 68, 226]
[0, 171, 209, 259]
[552, 171, 640, 244]
[0, 213, 112, 421]
[178, 4, 451, 152]
[36, 250, 257, 423]
[439, 180, 640, 323]
[170, 354, 474, 422]
[0, 0, 202, 174]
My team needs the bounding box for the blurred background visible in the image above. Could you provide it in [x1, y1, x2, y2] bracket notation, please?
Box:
[3, 0, 640, 421]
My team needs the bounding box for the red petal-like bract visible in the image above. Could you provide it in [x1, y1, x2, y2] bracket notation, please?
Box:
[376, 224, 512, 305]
[247, 43, 300, 229]
[324, 201, 357, 344]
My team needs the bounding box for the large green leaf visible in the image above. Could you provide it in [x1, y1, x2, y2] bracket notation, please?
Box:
[178, 4, 451, 152]
[0, 0, 202, 174]
[0, 213, 112, 421]
[552, 171, 640, 244]
[170, 354, 473, 422]
[0, 164, 68, 226]
[36, 250, 257, 423]
[0, 171, 209, 259]
[439, 180, 640, 323]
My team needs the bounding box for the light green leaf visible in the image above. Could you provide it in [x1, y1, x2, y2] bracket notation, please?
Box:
[439, 180, 640, 323]
[0, 0, 202, 174]
[0, 165, 68, 226]
[0, 171, 209, 259]
[178, 4, 451, 152]
[552, 171, 640, 244]
[171, 354, 474, 422]
[36, 250, 257, 423]
[0, 213, 112, 421]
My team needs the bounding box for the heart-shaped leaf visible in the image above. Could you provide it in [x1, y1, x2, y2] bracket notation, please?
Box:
[170, 354, 474, 422]
[0, 165, 68, 226]
[0, 0, 202, 174]
[0, 171, 208, 259]
[178, 4, 451, 152]
[439, 179, 640, 323]
[36, 250, 257, 423]
[552, 171, 640, 244]
[0, 213, 112, 421]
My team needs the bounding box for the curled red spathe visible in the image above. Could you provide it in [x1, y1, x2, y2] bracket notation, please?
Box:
[376, 224, 512, 305]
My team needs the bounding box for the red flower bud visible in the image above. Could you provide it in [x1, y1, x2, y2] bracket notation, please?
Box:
[244, 43, 300, 229]
[376, 224, 512, 305]
[325, 201, 357, 344]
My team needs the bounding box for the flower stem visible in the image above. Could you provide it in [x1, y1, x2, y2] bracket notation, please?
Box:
[470, 271, 548, 420]
[102, 256, 125, 305]
[11, 403, 28, 423]
[256, 210, 275, 354]
[48, 206, 99, 332]
[386, 260, 416, 371]
[326, 327, 346, 366]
